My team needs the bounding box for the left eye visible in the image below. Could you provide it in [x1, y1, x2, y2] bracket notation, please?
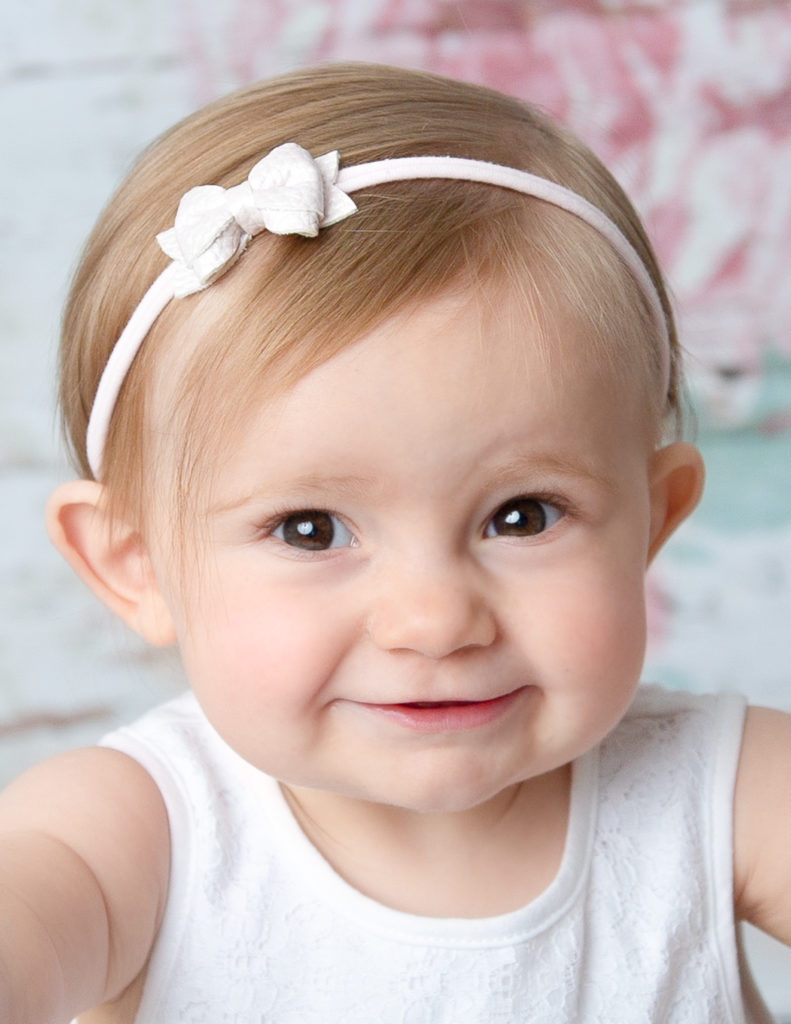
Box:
[272, 510, 355, 551]
[485, 497, 562, 538]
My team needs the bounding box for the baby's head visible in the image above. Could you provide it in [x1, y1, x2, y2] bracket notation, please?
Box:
[50, 63, 705, 811]
[58, 62, 681, 536]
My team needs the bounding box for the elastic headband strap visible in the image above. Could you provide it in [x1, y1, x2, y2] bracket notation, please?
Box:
[85, 145, 670, 478]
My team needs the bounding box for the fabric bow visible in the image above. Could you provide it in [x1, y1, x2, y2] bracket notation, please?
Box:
[156, 143, 358, 298]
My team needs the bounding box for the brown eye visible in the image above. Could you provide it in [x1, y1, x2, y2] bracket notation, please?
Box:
[274, 510, 353, 550]
[486, 498, 560, 538]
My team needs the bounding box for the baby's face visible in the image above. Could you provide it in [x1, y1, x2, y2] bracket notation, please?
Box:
[152, 286, 667, 814]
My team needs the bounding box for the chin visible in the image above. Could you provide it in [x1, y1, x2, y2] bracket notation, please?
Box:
[361, 768, 517, 816]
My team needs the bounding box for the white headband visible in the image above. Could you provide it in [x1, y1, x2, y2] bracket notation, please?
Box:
[85, 142, 669, 478]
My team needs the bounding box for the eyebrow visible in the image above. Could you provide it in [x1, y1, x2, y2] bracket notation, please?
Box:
[486, 451, 617, 492]
[208, 472, 375, 516]
[208, 451, 616, 517]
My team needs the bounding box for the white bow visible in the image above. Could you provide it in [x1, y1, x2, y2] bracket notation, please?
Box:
[156, 143, 358, 297]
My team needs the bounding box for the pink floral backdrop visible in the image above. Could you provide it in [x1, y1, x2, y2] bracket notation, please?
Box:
[182, 0, 791, 397]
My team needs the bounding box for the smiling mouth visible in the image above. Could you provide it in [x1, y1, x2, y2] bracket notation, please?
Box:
[359, 688, 528, 733]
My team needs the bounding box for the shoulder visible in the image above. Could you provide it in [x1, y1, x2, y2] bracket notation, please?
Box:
[594, 686, 747, 892]
[623, 682, 745, 720]
[99, 691, 266, 817]
[591, 687, 747, 888]
[734, 704, 791, 944]
[0, 741, 170, 885]
[603, 684, 746, 773]
[609, 690, 791, 947]
[100, 690, 203, 751]
[592, 687, 746, 839]
[100, 690, 228, 776]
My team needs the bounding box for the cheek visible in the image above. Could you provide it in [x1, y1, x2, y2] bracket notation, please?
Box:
[179, 577, 355, 713]
[575, 569, 646, 661]
[521, 560, 648, 760]
[174, 580, 359, 776]
[516, 554, 648, 687]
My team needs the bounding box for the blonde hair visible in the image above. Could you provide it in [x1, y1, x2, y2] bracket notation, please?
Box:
[58, 62, 682, 531]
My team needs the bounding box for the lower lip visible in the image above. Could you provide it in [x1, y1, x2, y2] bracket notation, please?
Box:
[359, 688, 527, 733]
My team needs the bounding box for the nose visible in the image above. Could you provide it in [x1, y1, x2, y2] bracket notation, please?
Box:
[367, 557, 497, 659]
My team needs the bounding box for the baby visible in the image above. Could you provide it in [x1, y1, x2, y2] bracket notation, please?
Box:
[0, 62, 788, 1023]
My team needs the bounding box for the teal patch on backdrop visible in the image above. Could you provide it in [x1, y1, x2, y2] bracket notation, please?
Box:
[689, 346, 791, 533]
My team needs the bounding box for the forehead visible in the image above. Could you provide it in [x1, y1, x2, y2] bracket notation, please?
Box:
[206, 285, 654, 505]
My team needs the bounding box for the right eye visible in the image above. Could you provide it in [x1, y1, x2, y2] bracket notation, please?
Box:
[271, 510, 355, 551]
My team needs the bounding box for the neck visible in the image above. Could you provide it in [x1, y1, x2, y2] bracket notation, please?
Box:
[282, 765, 571, 918]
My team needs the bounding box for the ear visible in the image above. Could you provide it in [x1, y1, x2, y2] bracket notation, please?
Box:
[46, 480, 177, 647]
[647, 442, 705, 563]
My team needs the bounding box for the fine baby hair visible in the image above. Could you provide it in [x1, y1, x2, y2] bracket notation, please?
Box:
[59, 61, 679, 527]
[4, 60, 791, 1024]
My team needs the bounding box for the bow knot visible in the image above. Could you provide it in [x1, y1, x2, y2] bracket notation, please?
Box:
[156, 143, 357, 297]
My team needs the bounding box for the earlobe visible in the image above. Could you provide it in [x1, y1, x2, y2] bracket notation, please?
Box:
[647, 442, 705, 563]
[45, 480, 177, 647]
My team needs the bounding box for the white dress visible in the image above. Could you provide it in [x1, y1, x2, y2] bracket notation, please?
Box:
[98, 684, 773, 1023]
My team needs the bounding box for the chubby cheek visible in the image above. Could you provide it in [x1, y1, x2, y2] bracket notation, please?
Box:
[519, 556, 649, 739]
[176, 578, 355, 765]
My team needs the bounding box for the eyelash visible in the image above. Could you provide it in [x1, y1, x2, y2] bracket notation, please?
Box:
[259, 492, 571, 555]
[260, 507, 356, 555]
[483, 493, 570, 539]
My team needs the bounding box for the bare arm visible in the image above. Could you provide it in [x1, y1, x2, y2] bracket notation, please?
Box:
[734, 706, 791, 945]
[0, 747, 169, 1022]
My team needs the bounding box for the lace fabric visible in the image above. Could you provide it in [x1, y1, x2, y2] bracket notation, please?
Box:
[98, 685, 765, 1023]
